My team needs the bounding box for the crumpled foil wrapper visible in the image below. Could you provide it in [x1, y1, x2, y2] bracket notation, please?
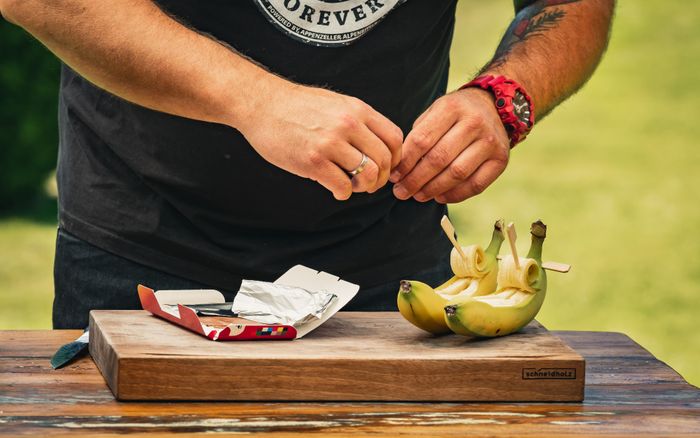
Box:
[232, 280, 337, 326]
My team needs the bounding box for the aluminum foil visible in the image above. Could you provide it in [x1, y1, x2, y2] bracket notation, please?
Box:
[232, 280, 337, 326]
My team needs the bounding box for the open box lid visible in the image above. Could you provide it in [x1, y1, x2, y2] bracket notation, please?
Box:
[138, 265, 360, 341]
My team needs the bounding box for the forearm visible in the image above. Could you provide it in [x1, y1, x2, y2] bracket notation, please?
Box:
[482, 0, 614, 119]
[0, 0, 276, 129]
[0, 0, 404, 199]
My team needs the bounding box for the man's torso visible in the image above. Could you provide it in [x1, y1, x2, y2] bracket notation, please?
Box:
[57, 0, 457, 291]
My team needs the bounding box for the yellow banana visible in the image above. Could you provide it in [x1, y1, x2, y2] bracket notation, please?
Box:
[396, 280, 451, 334]
[397, 220, 505, 334]
[444, 220, 548, 338]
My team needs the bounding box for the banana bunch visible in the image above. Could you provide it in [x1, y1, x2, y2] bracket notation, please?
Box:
[398, 220, 549, 338]
[396, 220, 505, 335]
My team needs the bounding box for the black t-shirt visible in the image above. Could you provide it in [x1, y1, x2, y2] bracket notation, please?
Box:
[57, 0, 456, 303]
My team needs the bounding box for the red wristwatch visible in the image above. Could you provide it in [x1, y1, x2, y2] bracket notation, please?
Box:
[460, 75, 534, 147]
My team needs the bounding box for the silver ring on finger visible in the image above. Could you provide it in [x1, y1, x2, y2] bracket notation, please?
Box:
[348, 153, 369, 176]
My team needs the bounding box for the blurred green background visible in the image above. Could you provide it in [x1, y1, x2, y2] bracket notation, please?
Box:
[0, 1, 698, 386]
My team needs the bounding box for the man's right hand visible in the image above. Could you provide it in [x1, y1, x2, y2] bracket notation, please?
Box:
[236, 78, 403, 200]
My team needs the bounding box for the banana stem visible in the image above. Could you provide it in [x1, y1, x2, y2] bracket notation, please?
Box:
[526, 220, 547, 262]
[485, 219, 506, 256]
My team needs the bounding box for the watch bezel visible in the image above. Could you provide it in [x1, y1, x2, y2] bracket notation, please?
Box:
[512, 90, 532, 128]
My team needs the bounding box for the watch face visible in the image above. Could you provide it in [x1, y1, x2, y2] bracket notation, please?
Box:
[512, 91, 532, 127]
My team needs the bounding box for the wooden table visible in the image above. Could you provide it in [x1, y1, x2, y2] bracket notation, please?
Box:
[1, 330, 699, 436]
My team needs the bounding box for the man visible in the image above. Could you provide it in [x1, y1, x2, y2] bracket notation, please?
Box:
[0, 0, 613, 329]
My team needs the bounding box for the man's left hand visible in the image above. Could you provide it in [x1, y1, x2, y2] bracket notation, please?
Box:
[390, 88, 511, 204]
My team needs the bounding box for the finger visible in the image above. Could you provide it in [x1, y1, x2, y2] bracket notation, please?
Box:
[363, 109, 404, 170]
[309, 160, 354, 201]
[392, 102, 458, 183]
[434, 159, 507, 204]
[392, 121, 481, 201]
[331, 146, 380, 194]
[412, 103, 434, 129]
[349, 123, 392, 192]
[412, 137, 494, 202]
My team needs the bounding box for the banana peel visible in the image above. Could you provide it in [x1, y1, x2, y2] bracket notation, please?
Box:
[396, 280, 452, 334]
[444, 220, 548, 338]
[436, 219, 505, 301]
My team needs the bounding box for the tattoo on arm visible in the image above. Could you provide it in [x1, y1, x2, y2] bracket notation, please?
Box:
[485, 0, 581, 71]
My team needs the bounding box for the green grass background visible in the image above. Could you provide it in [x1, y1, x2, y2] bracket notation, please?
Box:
[1, 0, 698, 385]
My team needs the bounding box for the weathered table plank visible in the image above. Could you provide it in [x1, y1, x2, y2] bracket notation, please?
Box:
[1, 329, 698, 436]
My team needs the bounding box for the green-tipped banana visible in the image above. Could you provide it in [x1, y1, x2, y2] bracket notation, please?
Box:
[444, 220, 548, 338]
[397, 220, 506, 335]
[397, 280, 451, 334]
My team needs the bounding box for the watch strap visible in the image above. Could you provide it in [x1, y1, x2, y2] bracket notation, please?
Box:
[460, 75, 534, 147]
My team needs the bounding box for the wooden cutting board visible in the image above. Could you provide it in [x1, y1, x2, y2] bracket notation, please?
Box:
[89, 310, 584, 402]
